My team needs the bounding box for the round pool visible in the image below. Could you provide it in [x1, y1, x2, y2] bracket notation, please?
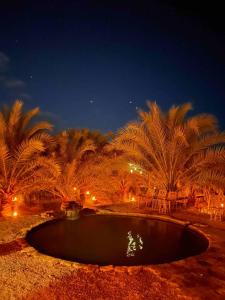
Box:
[26, 215, 208, 266]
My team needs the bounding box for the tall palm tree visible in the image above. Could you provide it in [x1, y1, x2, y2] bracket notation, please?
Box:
[0, 138, 60, 214]
[111, 101, 225, 194]
[0, 100, 59, 214]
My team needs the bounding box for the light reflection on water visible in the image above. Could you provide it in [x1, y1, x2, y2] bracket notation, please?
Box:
[126, 231, 143, 257]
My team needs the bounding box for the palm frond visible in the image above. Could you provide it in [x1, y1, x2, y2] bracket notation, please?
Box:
[20, 107, 40, 131]
[8, 100, 23, 129]
[25, 121, 53, 138]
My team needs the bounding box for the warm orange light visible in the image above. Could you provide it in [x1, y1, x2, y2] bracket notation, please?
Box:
[13, 211, 18, 217]
[73, 187, 77, 191]
[139, 171, 143, 174]
[130, 170, 133, 173]
[221, 203, 224, 208]
[86, 191, 90, 195]
[12, 196, 17, 202]
[131, 197, 136, 202]
[92, 196, 96, 201]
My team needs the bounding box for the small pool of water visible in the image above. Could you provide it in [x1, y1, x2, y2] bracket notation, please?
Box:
[26, 215, 208, 266]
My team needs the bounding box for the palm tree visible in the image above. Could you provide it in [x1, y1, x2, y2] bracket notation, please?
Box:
[78, 152, 145, 205]
[51, 128, 112, 159]
[50, 129, 97, 205]
[79, 128, 113, 151]
[0, 100, 53, 150]
[111, 101, 225, 195]
[0, 138, 60, 215]
[0, 100, 58, 214]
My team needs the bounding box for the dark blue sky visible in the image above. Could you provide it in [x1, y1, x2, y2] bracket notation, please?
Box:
[1, 0, 225, 132]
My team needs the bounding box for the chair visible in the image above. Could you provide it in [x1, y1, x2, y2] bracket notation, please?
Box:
[175, 190, 189, 210]
[208, 194, 224, 221]
[167, 191, 177, 210]
[209, 207, 224, 221]
[157, 190, 171, 214]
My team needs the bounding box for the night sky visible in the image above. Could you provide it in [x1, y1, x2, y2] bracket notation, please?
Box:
[1, 0, 225, 132]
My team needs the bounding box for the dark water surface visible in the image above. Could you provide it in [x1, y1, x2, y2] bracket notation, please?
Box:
[26, 215, 208, 266]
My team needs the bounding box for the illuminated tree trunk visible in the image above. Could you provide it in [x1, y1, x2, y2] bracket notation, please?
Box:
[2, 194, 13, 217]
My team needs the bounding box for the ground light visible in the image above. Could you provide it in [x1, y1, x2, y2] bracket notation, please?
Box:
[13, 211, 18, 217]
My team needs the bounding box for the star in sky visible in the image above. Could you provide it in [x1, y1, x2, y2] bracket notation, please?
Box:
[129, 96, 135, 105]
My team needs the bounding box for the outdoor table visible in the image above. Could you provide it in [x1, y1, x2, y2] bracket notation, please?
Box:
[174, 198, 188, 210]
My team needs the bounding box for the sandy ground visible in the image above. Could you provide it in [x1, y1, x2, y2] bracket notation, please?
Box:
[1, 209, 225, 300]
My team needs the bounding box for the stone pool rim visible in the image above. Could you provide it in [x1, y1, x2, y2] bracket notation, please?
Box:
[22, 211, 210, 269]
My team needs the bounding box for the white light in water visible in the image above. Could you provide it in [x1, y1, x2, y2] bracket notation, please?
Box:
[126, 231, 144, 257]
[137, 234, 143, 249]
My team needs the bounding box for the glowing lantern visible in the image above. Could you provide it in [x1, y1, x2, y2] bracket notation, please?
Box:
[12, 196, 17, 202]
[86, 191, 90, 195]
[13, 211, 18, 217]
[131, 197, 136, 202]
[92, 196, 96, 201]
[73, 187, 77, 191]
[221, 203, 224, 208]
[130, 170, 133, 173]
